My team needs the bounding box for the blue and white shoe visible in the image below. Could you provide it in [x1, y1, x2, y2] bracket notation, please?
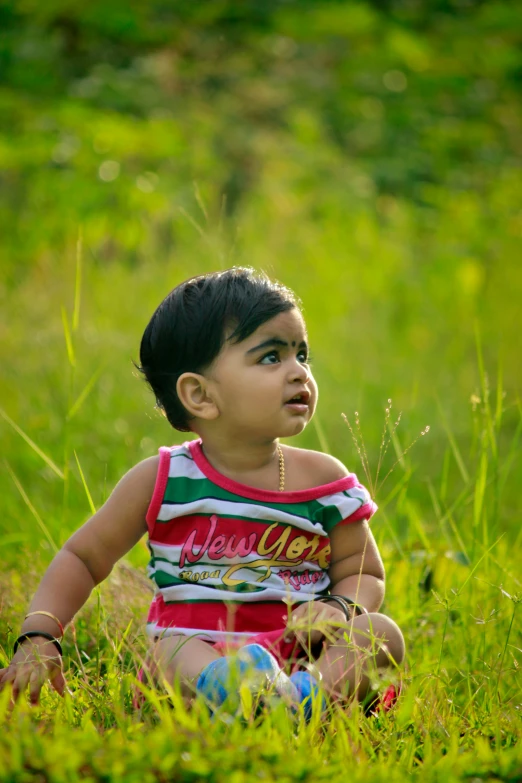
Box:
[196, 643, 298, 715]
[290, 671, 327, 721]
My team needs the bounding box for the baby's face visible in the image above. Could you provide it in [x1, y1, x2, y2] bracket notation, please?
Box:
[204, 308, 318, 441]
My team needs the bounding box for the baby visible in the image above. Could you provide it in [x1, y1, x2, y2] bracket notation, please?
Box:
[0, 268, 405, 717]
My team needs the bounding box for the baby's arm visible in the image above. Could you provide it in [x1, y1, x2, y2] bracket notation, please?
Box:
[328, 519, 385, 613]
[286, 520, 384, 645]
[0, 455, 158, 704]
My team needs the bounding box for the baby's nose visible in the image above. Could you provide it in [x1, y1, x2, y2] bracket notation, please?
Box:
[290, 362, 310, 382]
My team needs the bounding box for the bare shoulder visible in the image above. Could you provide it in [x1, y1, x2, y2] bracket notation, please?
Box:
[119, 454, 160, 494]
[283, 446, 351, 488]
[100, 454, 161, 512]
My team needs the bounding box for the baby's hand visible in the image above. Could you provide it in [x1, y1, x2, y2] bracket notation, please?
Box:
[0, 636, 66, 707]
[284, 601, 348, 647]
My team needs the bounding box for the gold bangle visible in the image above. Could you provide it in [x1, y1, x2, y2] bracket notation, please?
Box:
[24, 611, 65, 637]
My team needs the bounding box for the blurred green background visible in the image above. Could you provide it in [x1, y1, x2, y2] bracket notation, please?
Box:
[0, 0, 520, 565]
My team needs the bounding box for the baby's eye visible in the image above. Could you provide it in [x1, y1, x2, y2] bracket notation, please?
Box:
[259, 351, 280, 365]
[297, 350, 310, 364]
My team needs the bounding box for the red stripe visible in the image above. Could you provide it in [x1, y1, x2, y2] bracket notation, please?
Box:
[149, 514, 330, 568]
[146, 447, 175, 534]
[147, 594, 288, 635]
[151, 515, 272, 546]
[150, 505, 375, 550]
[339, 501, 378, 525]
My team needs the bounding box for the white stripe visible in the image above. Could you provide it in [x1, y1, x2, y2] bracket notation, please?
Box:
[349, 486, 372, 502]
[168, 454, 207, 481]
[145, 625, 255, 643]
[152, 581, 330, 603]
[157, 497, 326, 534]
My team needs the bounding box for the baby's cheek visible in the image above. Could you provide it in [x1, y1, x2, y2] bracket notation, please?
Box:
[309, 380, 319, 415]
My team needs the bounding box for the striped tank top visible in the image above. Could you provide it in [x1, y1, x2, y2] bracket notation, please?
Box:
[145, 439, 377, 643]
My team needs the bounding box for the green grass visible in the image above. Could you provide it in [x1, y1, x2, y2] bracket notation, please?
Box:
[0, 254, 520, 781]
[0, 528, 521, 782]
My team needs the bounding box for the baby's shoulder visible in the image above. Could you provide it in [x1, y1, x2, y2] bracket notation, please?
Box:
[284, 446, 351, 489]
[114, 454, 160, 500]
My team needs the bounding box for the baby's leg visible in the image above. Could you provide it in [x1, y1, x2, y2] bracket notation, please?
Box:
[144, 634, 222, 698]
[315, 612, 405, 703]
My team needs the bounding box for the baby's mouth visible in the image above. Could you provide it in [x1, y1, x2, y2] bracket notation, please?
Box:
[284, 390, 310, 411]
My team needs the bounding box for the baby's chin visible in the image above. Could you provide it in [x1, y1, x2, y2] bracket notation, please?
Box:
[282, 416, 311, 438]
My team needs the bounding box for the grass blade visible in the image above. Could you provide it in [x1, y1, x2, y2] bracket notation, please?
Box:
[4, 460, 58, 553]
[74, 450, 97, 516]
[312, 414, 330, 454]
[405, 497, 432, 552]
[475, 322, 497, 459]
[73, 228, 83, 332]
[436, 396, 470, 484]
[439, 447, 450, 504]
[389, 426, 406, 470]
[376, 507, 406, 559]
[193, 181, 209, 222]
[496, 600, 518, 699]
[426, 480, 455, 550]
[457, 532, 505, 599]
[473, 449, 488, 534]
[61, 305, 76, 368]
[0, 408, 64, 479]
[495, 355, 504, 431]
[67, 365, 104, 421]
[375, 467, 413, 509]
[429, 486, 470, 563]
[177, 206, 205, 237]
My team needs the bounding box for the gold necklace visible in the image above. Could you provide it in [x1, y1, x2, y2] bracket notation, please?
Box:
[277, 444, 285, 491]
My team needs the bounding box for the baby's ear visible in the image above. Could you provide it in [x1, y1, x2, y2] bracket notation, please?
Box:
[176, 373, 219, 422]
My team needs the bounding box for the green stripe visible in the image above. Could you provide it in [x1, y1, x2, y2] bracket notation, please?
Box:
[163, 475, 325, 520]
[151, 556, 269, 573]
[153, 572, 189, 588]
[151, 566, 267, 592]
[320, 506, 347, 533]
[320, 498, 363, 533]
[207, 582, 264, 593]
[151, 556, 225, 569]
[153, 573, 264, 593]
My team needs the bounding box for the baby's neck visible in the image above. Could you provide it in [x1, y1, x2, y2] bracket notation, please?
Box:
[198, 434, 281, 490]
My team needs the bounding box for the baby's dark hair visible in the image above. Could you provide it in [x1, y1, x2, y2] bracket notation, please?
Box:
[139, 267, 299, 431]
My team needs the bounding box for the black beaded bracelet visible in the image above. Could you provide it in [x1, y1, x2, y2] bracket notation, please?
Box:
[14, 631, 63, 656]
[316, 594, 366, 619]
